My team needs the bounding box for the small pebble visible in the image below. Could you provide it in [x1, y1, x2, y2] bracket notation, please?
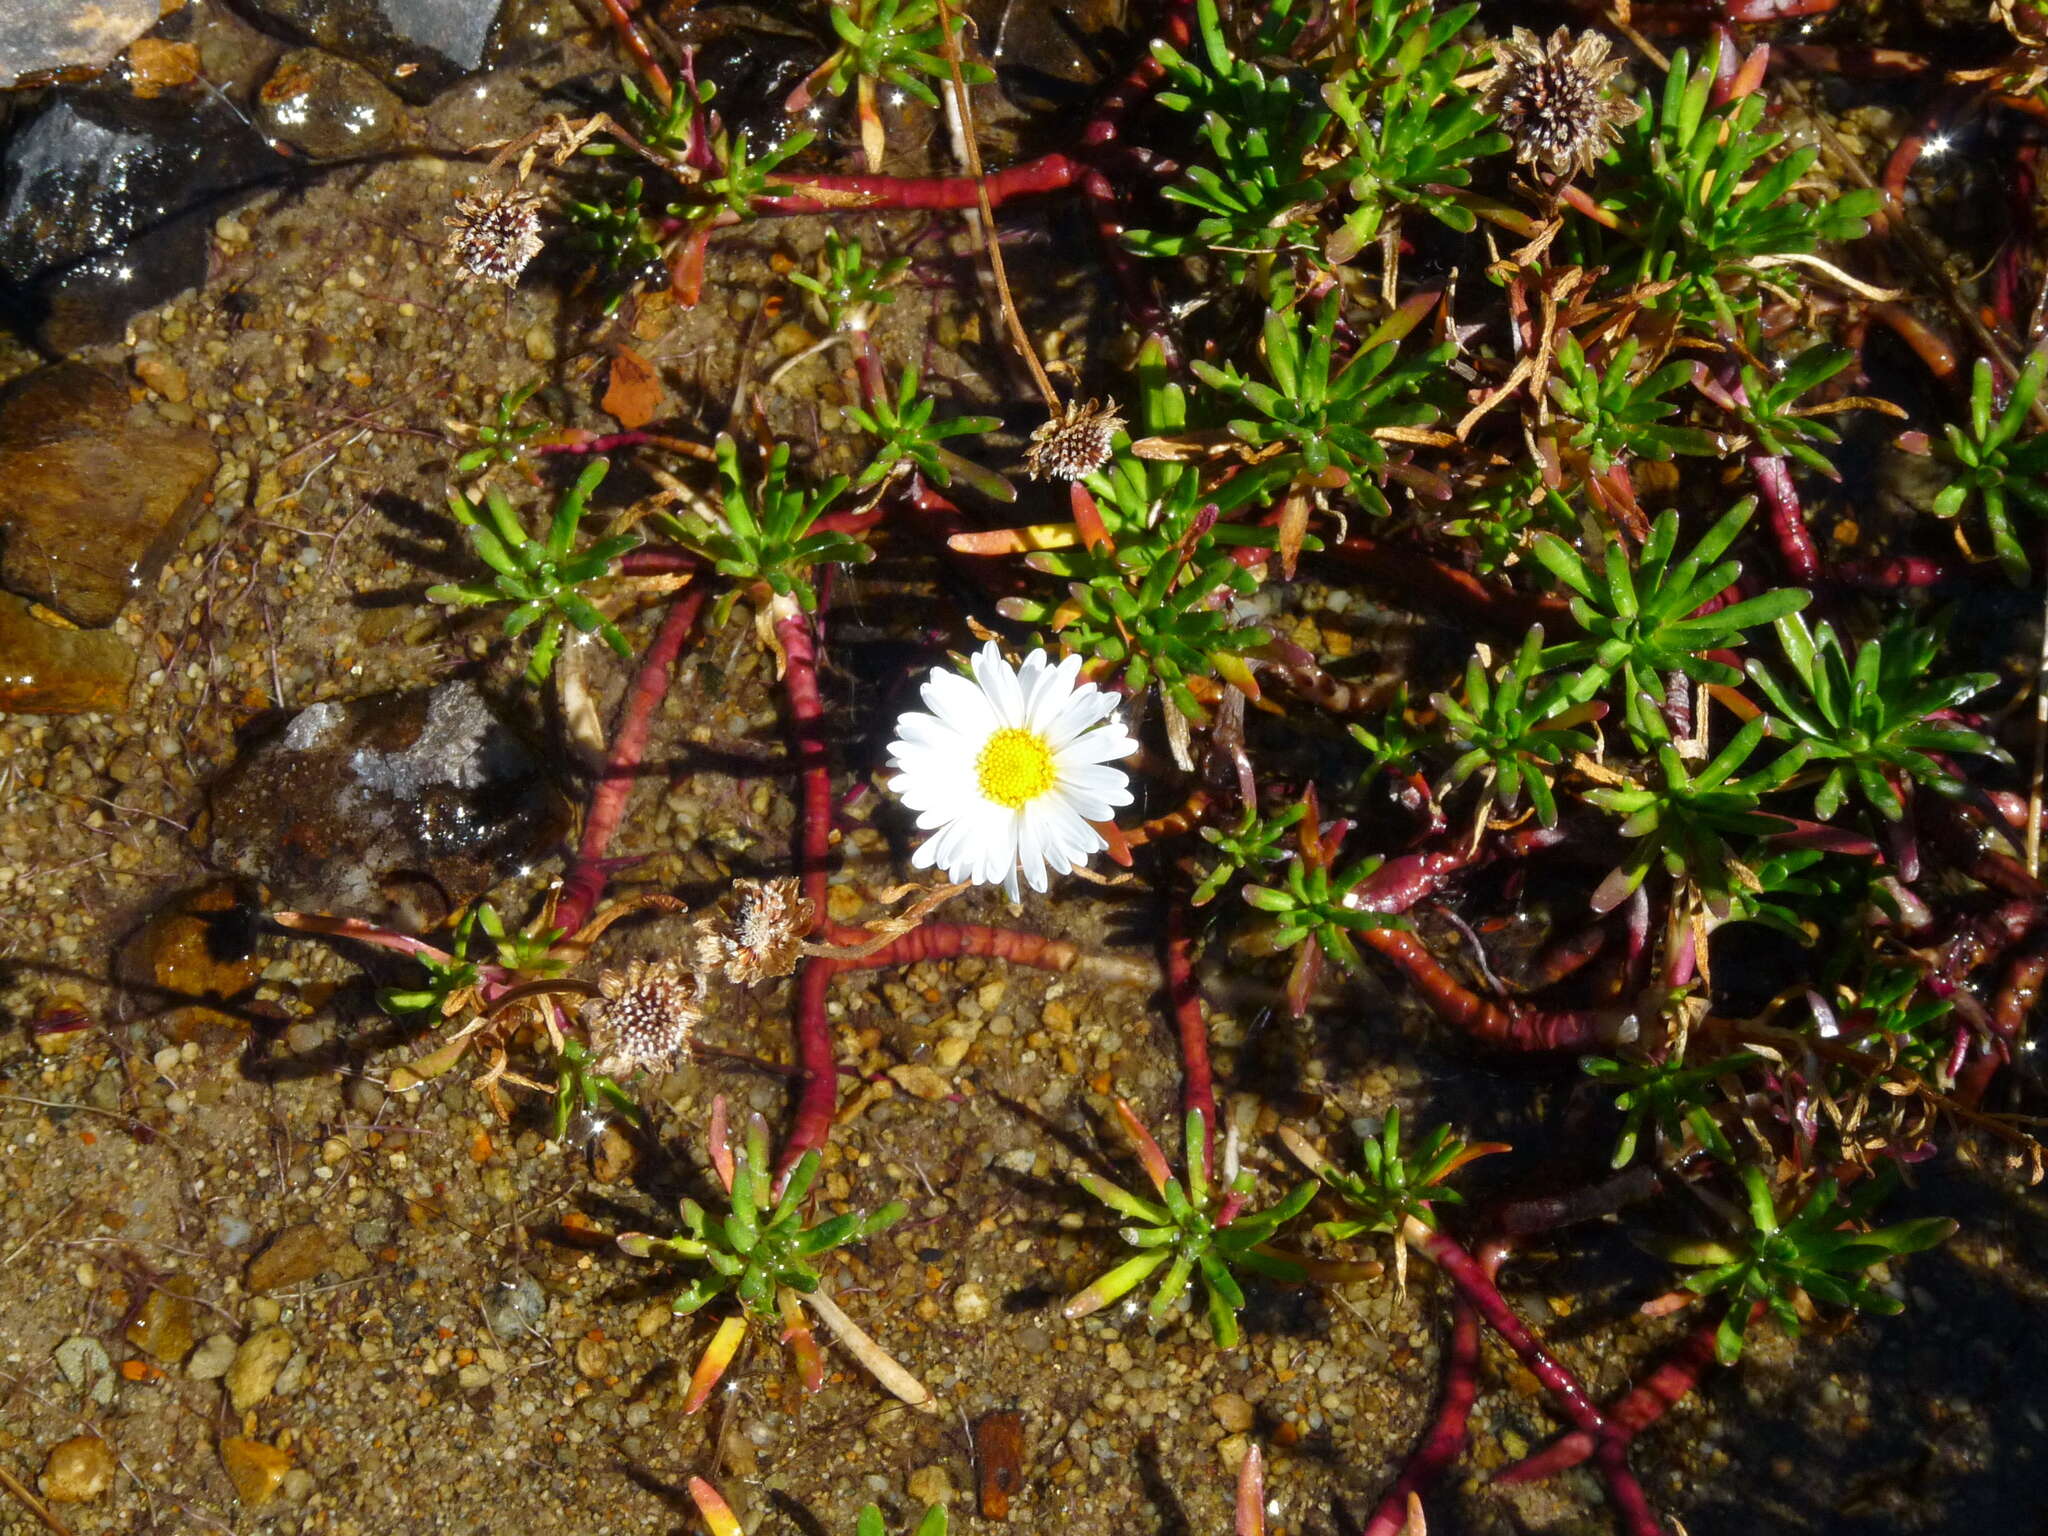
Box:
[952, 1282, 991, 1324]
[188, 1334, 237, 1381]
[40, 1436, 114, 1503]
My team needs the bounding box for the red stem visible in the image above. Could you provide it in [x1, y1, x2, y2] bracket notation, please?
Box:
[1361, 929, 1622, 1051]
[776, 607, 834, 919]
[1830, 556, 1943, 591]
[1408, 1224, 1610, 1439]
[1165, 902, 1216, 1175]
[598, 0, 671, 105]
[1748, 452, 1820, 584]
[556, 588, 705, 936]
[780, 954, 840, 1179]
[756, 154, 1081, 216]
[824, 920, 1087, 973]
[776, 917, 1102, 1178]
[1360, 1296, 1480, 1536]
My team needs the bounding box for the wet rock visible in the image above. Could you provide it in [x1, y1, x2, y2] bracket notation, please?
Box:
[0, 592, 134, 716]
[39, 1435, 114, 1504]
[221, 1436, 293, 1506]
[0, 91, 286, 350]
[237, 0, 509, 103]
[125, 1276, 199, 1362]
[482, 1269, 546, 1337]
[256, 48, 412, 159]
[127, 880, 263, 1033]
[226, 1325, 296, 1411]
[0, 0, 160, 88]
[1211, 1393, 1255, 1433]
[207, 680, 568, 927]
[247, 1222, 368, 1292]
[0, 363, 217, 628]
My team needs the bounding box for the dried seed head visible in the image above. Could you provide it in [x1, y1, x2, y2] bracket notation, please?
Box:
[1023, 397, 1125, 482]
[443, 186, 546, 287]
[586, 958, 700, 1074]
[694, 877, 815, 986]
[1480, 28, 1641, 182]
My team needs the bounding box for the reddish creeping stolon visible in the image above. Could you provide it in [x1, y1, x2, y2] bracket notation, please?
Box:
[1497, 1303, 1761, 1486]
[556, 588, 706, 936]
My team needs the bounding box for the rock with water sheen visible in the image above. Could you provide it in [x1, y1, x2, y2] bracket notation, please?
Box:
[238, 0, 507, 102]
[0, 91, 285, 350]
[207, 680, 567, 926]
[0, 592, 134, 716]
[256, 47, 413, 159]
[0, 0, 161, 88]
[0, 363, 217, 628]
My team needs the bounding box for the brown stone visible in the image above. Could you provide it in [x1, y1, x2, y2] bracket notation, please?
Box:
[590, 1122, 637, 1185]
[247, 1223, 365, 1293]
[125, 1275, 198, 1362]
[221, 1437, 293, 1506]
[1210, 1392, 1255, 1433]
[39, 1435, 115, 1503]
[0, 591, 134, 715]
[129, 880, 261, 1031]
[0, 361, 216, 627]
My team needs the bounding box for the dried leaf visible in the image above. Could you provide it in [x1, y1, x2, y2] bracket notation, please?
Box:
[602, 347, 663, 429]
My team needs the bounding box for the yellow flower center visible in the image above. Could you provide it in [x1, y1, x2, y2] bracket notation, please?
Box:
[976, 727, 1057, 808]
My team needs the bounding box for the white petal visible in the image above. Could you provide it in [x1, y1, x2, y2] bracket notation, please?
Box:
[1057, 723, 1139, 765]
[970, 642, 1026, 726]
[1023, 652, 1087, 734]
[921, 668, 999, 738]
[1015, 810, 1051, 893]
[1039, 683, 1119, 747]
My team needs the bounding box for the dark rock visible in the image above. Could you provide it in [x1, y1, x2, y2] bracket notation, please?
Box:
[0, 362, 217, 627]
[207, 680, 568, 926]
[237, 0, 508, 104]
[0, 90, 287, 350]
[256, 47, 413, 160]
[0, 0, 159, 88]
[0, 592, 134, 716]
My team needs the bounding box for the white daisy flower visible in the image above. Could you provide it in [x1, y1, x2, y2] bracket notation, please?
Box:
[887, 642, 1138, 901]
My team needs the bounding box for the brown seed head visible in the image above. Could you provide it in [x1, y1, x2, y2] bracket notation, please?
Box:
[444, 186, 546, 287]
[694, 877, 815, 986]
[586, 958, 699, 1074]
[1024, 398, 1125, 482]
[1480, 28, 1641, 182]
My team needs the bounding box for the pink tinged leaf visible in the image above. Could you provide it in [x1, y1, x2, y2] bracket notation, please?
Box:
[708, 1095, 735, 1194]
[1071, 481, 1113, 552]
[687, 1477, 744, 1536]
[684, 1315, 748, 1413]
[271, 911, 454, 962]
[1115, 1098, 1172, 1196]
[778, 1287, 826, 1394]
[948, 523, 1079, 555]
[1236, 1444, 1265, 1536]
